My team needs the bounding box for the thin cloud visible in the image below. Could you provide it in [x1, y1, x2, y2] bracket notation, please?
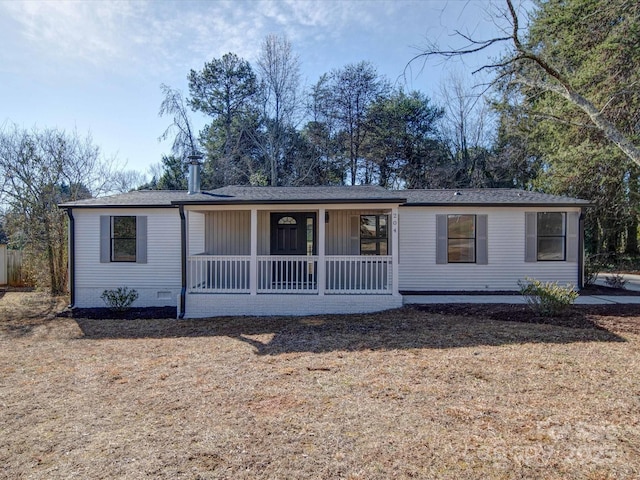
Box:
[2, 1, 139, 67]
[0, 0, 413, 81]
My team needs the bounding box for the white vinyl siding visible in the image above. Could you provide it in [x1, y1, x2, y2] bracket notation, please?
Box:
[187, 211, 205, 255]
[326, 210, 358, 255]
[74, 208, 181, 307]
[399, 206, 581, 291]
[258, 211, 270, 255]
[205, 210, 250, 255]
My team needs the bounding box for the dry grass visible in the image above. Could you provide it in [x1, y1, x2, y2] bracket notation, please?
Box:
[1, 289, 640, 479]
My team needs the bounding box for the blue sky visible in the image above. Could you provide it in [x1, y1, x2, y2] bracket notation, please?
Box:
[0, 0, 524, 177]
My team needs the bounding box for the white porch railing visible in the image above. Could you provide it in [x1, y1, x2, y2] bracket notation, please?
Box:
[258, 255, 318, 293]
[188, 255, 250, 293]
[187, 255, 392, 294]
[325, 255, 392, 294]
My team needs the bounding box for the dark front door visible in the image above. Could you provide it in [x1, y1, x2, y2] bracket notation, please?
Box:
[270, 213, 317, 289]
[270, 212, 316, 255]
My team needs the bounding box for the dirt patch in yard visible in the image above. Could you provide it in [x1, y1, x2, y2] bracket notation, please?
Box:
[2, 290, 640, 479]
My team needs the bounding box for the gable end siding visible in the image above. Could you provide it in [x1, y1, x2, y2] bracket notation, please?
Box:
[75, 208, 181, 307]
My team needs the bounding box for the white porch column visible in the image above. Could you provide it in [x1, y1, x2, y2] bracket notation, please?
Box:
[250, 208, 258, 295]
[391, 207, 400, 297]
[318, 207, 326, 296]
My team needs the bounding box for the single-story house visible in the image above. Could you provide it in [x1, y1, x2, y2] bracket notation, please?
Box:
[59, 174, 589, 318]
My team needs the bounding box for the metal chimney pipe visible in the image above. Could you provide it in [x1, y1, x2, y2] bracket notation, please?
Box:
[187, 152, 203, 195]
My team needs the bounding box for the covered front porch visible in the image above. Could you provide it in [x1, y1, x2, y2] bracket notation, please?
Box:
[181, 203, 401, 317]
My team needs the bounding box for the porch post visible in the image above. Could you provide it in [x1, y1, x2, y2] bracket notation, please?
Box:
[391, 207, 400, 297]
[250, 208, 258, 295]
[318, 207, 326, 296]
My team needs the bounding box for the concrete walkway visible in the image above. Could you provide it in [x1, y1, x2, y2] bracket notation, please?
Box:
[403, 295, 640, 305]
[404, 273, 640, 305]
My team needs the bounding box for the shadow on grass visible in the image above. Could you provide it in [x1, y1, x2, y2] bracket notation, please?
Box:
[72, 305, 628, 354]
[0, 290, 61, 338]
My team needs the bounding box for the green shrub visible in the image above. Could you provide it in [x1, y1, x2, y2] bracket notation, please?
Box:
[100, 287, 139, 313]
[518, 278, 578, 316]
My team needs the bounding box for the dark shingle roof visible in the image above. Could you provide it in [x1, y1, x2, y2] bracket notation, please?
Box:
[177, 185, 406, 204]
[58, 190, 192, 208]
[402, 189, 590, 206]
[59, 186, 590, 208]
[59, 185, 406, 207]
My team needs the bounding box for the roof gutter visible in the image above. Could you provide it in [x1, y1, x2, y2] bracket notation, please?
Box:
[402, 202, 593, 208]
[57, 204, 179, 209]
[578, 209, 585, 289]
[178, 204, 186, 319]
[66, 208, 75, 308]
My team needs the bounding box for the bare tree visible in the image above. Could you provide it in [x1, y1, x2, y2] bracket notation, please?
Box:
[110, 169, 148, 193]
[317, 62, 390, 185]
[256, 34, 302, 185]
[412, 0, 640, 167]
[0, 124, 117, 294]
[438, 72, 496, 187]
[158, 84, 198, 158]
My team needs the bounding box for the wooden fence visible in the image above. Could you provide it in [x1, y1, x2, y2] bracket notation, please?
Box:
[0, 246, 24, 287]
[8, 250, 24, 286]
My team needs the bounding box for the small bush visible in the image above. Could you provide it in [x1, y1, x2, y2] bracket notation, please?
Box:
[583, 255, 601, 287]
[100, 287, 139, 313]
[604, 273, 627, 290]
[518, 278, 578, 316]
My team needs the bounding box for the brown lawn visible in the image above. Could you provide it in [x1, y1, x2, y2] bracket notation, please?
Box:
[1, 289, 640, 479]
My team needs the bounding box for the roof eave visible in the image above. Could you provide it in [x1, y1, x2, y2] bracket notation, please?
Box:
[403, 202, 593, 208]
[58, 203, 178, 209]
[171, 198, 408, 206]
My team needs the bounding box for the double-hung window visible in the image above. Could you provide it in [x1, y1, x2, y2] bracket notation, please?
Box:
[536, 212, 566, 261]
[111, 216, 137, 262]
[360, 215, 388, 255]
[525, 211, 578, 263]
[100, 215, 147, 264]
[436, 214, 488, 265]
[447, 214, 476, 263]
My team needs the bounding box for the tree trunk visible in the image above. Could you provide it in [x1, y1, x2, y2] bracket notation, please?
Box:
[43, 218, 58, 295]
[626, 218, 638, 255]
[625, 169, 639, 254]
